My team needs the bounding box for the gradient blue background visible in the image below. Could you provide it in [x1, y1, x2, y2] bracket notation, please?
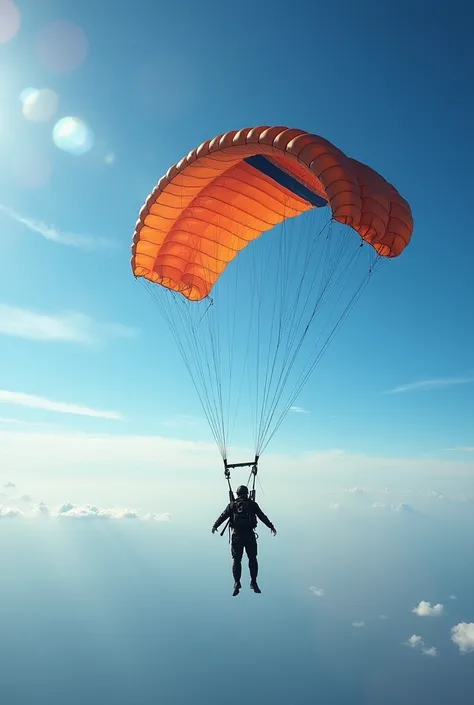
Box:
[0, 1, 473, 703]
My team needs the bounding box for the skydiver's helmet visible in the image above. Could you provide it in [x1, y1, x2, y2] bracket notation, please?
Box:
[236, 485, 249, 498]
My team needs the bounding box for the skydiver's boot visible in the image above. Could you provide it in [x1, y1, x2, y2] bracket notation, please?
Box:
[232, 581, 241, 597]
[250, 580, 261, 593]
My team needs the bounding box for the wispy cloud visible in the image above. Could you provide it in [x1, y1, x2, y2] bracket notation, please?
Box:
[372, 501, 418, 514]
[0, 204, 117, 251]
[0, 390, 123, 420]
[352, 621, 365, 628]
[289, 406, 309, 414]
[428, 490, 445, 500]
[446, 447, 474, 452]
[0, 304, 137, 344]
[0, 416, 55, 429]
[413, 600, 444, 617]
[394, 502, 417, 514]
[386, 376, 474, 394]
[309, 586, 324, 597]
[345, 487, 365, 495]
[451, 622, 474, 653]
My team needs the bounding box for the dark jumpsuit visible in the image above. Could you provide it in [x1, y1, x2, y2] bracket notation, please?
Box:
[212, 499, 275, 583]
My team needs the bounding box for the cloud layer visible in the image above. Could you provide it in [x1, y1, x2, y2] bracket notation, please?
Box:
[0, 499, 171, 522]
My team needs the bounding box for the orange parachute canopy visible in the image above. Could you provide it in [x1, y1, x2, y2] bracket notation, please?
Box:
[131, 126, 413, 302]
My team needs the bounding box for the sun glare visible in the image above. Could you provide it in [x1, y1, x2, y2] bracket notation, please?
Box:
[52, 116, 94, 156]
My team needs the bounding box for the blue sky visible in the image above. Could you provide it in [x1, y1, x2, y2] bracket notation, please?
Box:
[0, 0, 472, 464]
[0, 1, 473, 702]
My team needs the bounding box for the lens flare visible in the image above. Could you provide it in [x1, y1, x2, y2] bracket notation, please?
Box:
[21, 88, 59, 122]
[36, 20, 88, 73]
[52, 117, 94, 156]
[0, 1, 21, 43]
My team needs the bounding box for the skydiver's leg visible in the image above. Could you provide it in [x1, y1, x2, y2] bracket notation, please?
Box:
[245, 534, 259, 587]
[231, 533, 244, 584]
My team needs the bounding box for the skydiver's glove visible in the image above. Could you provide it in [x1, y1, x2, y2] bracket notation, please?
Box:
[270, 526, 277, 536]
[212, 526, 217, 534]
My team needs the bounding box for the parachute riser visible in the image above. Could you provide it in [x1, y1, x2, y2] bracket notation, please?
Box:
[223, 455, 259, 501]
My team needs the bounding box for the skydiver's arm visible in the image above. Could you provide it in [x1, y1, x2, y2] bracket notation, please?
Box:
[253, 502, 275, 530]
[212, 504, 231, 531]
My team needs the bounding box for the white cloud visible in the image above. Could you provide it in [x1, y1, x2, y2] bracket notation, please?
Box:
[0, 390, 123, 420]
[451, 623, 474, 653]
[345, 487, 365, 494]
[386, 376, 474, 394]
[428, 490, 445, 500]
[394, 502, 417, 514]
[413, 601, 445, 617]
[0, 204, 117, 251]
[34, 501, 51, 517]
[352, 621, 365, 628]
[329, 502, 340, 510]
[371, 501, 417, 514]
[449, 595, 457, 600]
[289, 406, 309, 414]
[56, 502, 139, 520]
[4, 481, 15, 488]
[407, 634, 424, 648]
[23, 500, 170, 522]
[379, 614, 388, 620]
[0, 505, 24, 518]
[143, 512, 172, 522]
[406, 634, 437, 656]
[0, 304, 137, 344]
[309, 586, 324, 597]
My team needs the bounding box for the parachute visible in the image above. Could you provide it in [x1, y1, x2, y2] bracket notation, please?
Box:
[131, 126, 413, 482]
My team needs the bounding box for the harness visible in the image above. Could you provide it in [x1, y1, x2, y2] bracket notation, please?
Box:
[219, 456, 259, 540]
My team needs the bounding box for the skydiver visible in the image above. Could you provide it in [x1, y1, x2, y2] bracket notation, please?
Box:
[212, 485, 277, 596]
